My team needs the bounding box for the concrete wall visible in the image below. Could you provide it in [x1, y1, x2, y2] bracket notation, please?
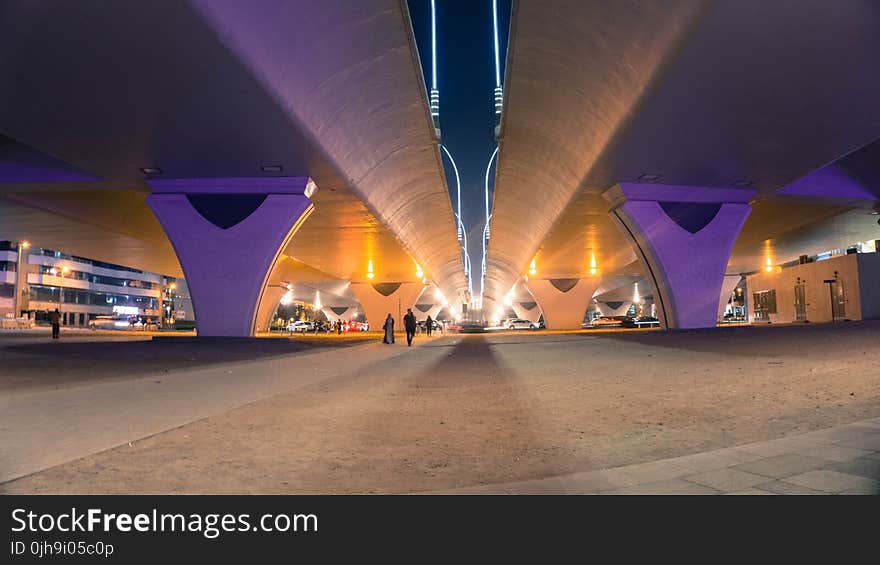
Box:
[745, 253, 866, 324]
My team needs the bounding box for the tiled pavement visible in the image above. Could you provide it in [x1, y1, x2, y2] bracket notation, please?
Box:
[432, 417, 880, 495]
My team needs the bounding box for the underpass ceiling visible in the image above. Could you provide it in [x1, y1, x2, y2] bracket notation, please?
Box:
[487, 0, 880, 304]
[0, 0, 466, 299]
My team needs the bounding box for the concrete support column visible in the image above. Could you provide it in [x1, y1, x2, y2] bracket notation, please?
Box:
[349, 282, 425, 331]
[604, 183, 754, 329]
[414, 303, 442, 321]
[524, 278, 600, 329]
[253, 285, 289, 334]
[511, 301, 541, 323]
[717, 275, 743, 321]
[598, 301, 633, 317]
[146, 177, 314, 337]
[322, 307, 358, 323]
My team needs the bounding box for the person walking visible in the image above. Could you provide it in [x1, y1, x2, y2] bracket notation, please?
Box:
[404, 308, 417, 347]
[426, 315, 434, 337]
[337, 320, 343, 335]
[383, 313, 395, 344]
[49, 308, 61, 339]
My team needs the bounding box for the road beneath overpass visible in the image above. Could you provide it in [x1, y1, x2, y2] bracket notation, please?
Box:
[2, 323, 879, 494]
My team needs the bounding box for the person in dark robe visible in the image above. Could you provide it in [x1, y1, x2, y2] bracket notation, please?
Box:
[383, 313, 395, 344]
[49, 308, 61, 339]
[404, 308, 417, 346]
[426, 315, 434, 337]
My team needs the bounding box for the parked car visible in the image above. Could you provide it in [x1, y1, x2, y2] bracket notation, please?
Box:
[621, 316, 661, 328]
[506, 318, 538, 330]
[130, 316, 160, 331]
[458, 321, 486, 333]
[286, 320, 312, 333]
[585, 315, 628, 328]
[89, 315, 138, 330]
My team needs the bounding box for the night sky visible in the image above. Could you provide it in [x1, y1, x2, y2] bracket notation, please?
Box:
[407, 0, 511, 297]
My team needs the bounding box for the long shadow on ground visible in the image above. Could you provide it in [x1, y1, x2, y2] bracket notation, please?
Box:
[0, 337, 369, 393]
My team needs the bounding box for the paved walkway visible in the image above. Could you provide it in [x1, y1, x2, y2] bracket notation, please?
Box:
[434, 417, 880, 494]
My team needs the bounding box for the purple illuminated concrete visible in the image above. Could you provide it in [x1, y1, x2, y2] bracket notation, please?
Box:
[148, 176, 314, 195]
[146, 177, 313, 337]
[605, 183, 755, 329]
[0, 138, 97, 183]
[777, 164, 876, 201]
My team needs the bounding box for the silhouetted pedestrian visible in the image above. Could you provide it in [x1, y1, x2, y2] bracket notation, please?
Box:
[404, 308, 417, 346]
[49, 308, 61, 339]
[426, 315, 434, 337]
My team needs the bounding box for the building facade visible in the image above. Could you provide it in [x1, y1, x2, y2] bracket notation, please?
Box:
[745, 251, 880, 325]
[0, 241, 175, 326]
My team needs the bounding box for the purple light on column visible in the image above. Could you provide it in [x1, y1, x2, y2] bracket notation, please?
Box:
[606, 183, 755, 329]
[146, 177, 313, 337]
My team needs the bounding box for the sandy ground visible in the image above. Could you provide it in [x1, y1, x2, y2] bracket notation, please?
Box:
[2, 322, 879, 493]
[0, 331, 378, 394]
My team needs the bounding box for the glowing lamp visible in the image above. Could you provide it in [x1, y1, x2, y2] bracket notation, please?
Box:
[280, 290, 294, 306]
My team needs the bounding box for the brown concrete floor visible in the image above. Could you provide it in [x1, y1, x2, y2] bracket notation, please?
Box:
[2, 322, 879, 493]
[0, 331, 377, 393]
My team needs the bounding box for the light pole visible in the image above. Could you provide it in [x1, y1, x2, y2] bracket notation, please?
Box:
[49, 266, 70, 323]
[164, 281, 177, 330]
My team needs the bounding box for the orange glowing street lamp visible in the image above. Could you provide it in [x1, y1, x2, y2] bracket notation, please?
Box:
[49, 266, 70, 310]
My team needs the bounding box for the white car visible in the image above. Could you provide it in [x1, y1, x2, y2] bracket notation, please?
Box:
[89, 315, 136, 330]
[286, 320, 312, 333]
[507, 318, 537, 330]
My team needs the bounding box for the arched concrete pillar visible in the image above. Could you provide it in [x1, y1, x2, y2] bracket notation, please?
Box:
[604, 183, 754, 329]
[322, 306, 358, 322]
[146, 177, 314, 337]
[349, 282, 425, 331]
[414, 303, 442, 321]
[254, 285, 288, 333]
[512, 301, 541, 323]
[524, 278, 600, 329]
[598, 301, 633, 317]
[717, 275, 742, 321]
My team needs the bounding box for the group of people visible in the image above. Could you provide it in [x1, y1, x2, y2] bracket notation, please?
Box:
[382, 309, 438, 346]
